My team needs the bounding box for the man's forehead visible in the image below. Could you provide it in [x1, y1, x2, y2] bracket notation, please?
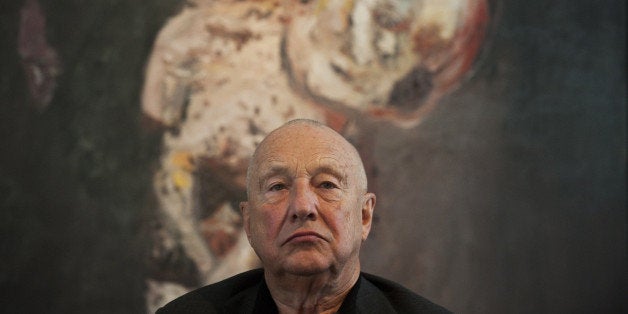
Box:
[258, 125, 352, 159]
[256, 152, 350, 176]
[248, 121, 363, 183]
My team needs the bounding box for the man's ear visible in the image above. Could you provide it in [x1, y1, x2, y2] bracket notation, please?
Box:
[240, 201, 251, 241]
[361, 193, 376, 241]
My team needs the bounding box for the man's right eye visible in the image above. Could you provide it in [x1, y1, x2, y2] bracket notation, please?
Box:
[269, 183, 286, 191]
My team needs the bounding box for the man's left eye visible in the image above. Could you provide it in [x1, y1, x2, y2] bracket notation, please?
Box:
[319, 181, 338, 189]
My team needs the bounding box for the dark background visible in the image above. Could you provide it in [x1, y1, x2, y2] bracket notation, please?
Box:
[1, 0, 625, 313]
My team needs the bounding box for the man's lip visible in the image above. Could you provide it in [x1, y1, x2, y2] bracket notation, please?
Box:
[283, 231, 324, 245]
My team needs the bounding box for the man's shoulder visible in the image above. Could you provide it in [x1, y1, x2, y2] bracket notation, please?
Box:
[360, 272, 452, 314]
[156, 268, 264, 314]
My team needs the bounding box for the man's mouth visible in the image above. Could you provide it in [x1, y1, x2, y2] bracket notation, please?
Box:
[283, 231, 324, 245]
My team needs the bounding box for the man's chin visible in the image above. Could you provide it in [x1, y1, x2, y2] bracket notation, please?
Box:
[281, 255, 331, 276]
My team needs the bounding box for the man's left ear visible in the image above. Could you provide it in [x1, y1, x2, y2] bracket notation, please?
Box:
[361, 193, 376, 241]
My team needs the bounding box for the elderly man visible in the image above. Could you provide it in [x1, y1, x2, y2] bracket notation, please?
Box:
[157, 119, 450, 313]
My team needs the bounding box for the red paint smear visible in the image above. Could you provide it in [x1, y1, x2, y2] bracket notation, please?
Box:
[435, 0, 489, 91]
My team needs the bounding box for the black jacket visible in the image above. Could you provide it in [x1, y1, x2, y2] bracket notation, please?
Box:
[156, 268, 451, 313]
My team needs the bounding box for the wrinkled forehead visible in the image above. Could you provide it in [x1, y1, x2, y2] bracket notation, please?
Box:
[249, 123, 360, 180]
[257, 146, 351, 176]
[254, 126, 355, 171]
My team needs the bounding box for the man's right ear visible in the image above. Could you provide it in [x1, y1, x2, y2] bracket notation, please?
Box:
[240, 201, 251, 241]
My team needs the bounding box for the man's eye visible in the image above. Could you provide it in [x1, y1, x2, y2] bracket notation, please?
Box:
[319, 181, 338, 189]
[269, 183, 286, 191]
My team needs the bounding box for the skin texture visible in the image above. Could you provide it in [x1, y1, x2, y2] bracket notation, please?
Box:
[240, 120, 376, 313]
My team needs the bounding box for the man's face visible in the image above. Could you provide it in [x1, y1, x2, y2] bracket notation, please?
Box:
[241, 123, 375, 276]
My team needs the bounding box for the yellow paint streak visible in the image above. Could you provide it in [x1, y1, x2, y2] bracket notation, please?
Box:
[172, 170, 192, 190]
[170, 152, 194, 189]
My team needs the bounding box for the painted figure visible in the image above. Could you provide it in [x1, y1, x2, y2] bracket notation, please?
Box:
[140, 0, 488, 311]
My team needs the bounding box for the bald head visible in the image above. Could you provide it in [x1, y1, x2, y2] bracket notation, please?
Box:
[246, 119, 368, 198]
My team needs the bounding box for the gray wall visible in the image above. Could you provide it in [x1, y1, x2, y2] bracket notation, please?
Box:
[1, 0, 625, 313]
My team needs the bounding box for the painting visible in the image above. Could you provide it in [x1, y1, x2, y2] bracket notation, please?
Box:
[140, 0, 489, 310]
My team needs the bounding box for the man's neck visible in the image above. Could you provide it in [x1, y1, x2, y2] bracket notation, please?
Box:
[264, 264, 361, 314]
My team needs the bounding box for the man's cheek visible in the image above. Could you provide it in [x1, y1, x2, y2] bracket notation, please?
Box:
[254, 216, 276, 239]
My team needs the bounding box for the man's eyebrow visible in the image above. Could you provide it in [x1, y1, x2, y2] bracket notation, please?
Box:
[311, 165, 347, 184]
[257, 164, 290, 185]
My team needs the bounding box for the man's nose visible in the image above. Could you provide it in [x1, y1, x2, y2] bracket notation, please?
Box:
[289, 180, 317, 221]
